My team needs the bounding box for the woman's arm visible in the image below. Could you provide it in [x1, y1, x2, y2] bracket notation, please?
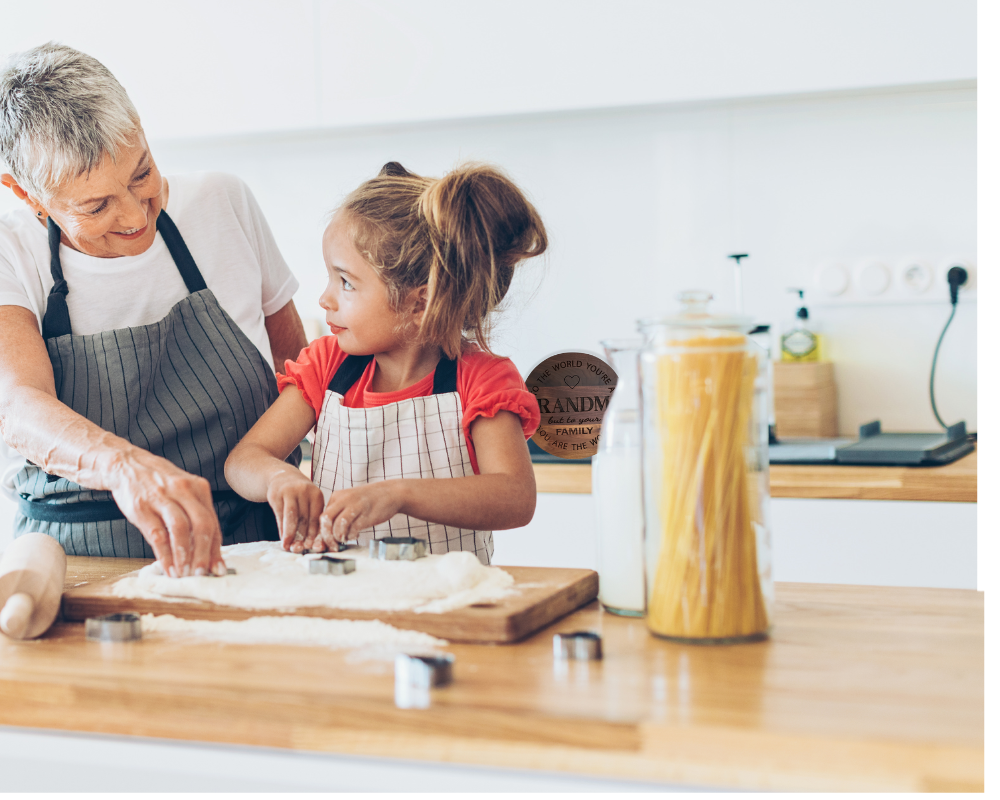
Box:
[264, 299, 308, 373]
[0, 306, 224, 577]
[308, 410, 536, 548]
[224, 386, 321, 550]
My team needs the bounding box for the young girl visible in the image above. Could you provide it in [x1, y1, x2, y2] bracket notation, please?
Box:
[225, 162, 546, 565]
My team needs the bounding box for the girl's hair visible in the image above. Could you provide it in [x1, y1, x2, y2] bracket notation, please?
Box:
[339, 161, 547, 359]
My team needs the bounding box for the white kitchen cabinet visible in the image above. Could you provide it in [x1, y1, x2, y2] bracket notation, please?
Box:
[0, 1, 975, 140]
[494, 492, 977, 590]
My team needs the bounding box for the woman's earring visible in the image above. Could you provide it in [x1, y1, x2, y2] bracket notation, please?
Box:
[36, 211, 42, 217]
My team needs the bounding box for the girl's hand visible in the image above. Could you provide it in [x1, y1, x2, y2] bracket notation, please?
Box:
[309, 481, 405, 551]
[266, 468, 325, 552]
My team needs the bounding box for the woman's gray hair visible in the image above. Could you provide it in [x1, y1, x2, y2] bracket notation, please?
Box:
[0, 42, 140, 201]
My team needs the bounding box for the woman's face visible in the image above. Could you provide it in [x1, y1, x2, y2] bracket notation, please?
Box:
[42, 131, 165, 258]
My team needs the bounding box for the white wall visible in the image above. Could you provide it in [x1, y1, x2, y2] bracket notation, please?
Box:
[0, 1, 976, 137]
[131, 84, 975, 434]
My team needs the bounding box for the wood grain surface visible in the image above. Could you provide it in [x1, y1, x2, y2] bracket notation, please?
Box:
[773, 361, 838, 438]
[535, 448, 978, 502]
[0, 574, 982, 791]
[61, 561, 598, 644]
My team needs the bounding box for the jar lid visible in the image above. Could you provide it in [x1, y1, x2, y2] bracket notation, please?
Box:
[638, 290, 754, 332]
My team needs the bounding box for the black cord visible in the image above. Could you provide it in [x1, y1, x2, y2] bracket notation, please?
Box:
[929, 302, 958, 430]
[930, 267, 970, 430]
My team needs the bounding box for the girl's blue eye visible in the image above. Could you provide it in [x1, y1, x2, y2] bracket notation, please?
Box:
[341, 276, 354, 291]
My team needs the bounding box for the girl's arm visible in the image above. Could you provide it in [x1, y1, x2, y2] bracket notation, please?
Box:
[224, 387, 322, 550]
[308, 410, 536, 548]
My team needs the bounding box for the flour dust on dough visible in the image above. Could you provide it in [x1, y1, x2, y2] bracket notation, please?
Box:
[112, 541, 516, 613]
[140, 613, 447, 650]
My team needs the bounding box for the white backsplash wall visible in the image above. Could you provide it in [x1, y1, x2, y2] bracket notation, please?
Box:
[0, 83, 976, 439]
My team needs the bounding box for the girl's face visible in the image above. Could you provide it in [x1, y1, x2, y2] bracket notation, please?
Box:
[319, 213, 412, 355]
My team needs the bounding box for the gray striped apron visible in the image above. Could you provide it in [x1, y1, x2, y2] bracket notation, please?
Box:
[312, 354, 493, 565]
[13, 210, 291, 557]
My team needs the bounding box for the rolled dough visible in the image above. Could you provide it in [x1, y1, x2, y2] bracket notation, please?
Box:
[112, 541, 516, 613]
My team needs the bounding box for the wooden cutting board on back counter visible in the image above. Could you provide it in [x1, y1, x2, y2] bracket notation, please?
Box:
[61, 563, 598, 644]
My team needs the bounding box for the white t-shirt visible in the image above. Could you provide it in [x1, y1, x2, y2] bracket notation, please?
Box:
[0, 171, 298, 363]
[0, 172, 299, 498]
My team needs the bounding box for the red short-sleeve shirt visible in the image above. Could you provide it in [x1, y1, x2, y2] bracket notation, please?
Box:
[277, 336, 540, 473]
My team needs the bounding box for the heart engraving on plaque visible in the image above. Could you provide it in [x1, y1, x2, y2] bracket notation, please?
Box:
[563, 374, 581, 388]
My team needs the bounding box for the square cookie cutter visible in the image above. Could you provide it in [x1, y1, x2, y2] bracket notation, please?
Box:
[370, 537, 428, 561]
[394, 652, 454, 709]
[309, 555, 357, 576]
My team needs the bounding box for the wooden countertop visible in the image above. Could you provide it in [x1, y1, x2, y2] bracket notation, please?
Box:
[0, 557, 983, 791]
[535, 448, 977, 502]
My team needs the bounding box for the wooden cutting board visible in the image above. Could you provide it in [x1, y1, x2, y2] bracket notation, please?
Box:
[61, 565, 598, 644]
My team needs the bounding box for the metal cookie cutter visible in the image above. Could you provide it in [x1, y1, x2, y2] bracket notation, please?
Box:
[395, 653, 454, 689]
[309, 555, 357, 576]
[370, 537, 428, 561]
[85, 612, 142, 642]
[206, 568, 238, 577]
[395, 652, 453, 710]
[553, 631, 603, 661]
[304, 541, 352, 554]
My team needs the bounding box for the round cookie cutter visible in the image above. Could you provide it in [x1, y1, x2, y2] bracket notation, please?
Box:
[85, 612, 142, 642]
[553, 631, 603, 661]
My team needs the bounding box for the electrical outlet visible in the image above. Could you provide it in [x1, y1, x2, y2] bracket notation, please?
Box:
[812, 256, 976, 306]
[899, 260, 933, 294]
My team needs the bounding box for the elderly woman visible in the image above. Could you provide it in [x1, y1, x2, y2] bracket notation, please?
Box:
[0, 43, 307, 577]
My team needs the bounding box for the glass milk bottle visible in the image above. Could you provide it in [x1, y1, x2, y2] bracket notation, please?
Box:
[592, 339, 645, 616]
[639, 291, 773, 643]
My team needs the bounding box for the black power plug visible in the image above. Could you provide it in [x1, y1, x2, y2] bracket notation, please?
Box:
[947, 266, 968, 305]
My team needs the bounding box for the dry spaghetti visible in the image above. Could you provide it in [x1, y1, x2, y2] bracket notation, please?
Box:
[646, 334, 770, 640]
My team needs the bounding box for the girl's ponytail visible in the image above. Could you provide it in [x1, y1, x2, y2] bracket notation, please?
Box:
[417, 164, 547, 358]
[340, 162, 547, 359]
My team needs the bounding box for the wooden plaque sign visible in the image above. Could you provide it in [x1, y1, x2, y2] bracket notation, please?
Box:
[525, 352, 617, 460]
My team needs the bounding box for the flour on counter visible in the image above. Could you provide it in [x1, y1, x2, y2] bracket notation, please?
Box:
[140, 613, 446, 650]
[112, 541, 516, 613]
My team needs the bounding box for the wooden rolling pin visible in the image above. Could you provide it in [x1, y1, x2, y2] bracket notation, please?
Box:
[0, 533, 67, 639]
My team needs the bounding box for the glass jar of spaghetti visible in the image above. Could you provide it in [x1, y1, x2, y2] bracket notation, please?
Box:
[638, 291, 773, 643]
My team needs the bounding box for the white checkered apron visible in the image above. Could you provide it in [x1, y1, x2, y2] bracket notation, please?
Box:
[311, 354, 494, 565]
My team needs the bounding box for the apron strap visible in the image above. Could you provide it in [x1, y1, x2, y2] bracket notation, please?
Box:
[156, 209, 208, 293]
[41, 218, 71, 339]
[327, 354, 373, 396]
[431, 356, 458, 395]
[326, 354, 459, 396]
[40, 210, 208, 340]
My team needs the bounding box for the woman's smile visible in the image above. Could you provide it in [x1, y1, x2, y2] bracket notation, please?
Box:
[112, 222, 148, 239]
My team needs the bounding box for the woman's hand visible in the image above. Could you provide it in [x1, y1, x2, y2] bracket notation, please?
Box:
[266, 468, 325, 552]
[107, 447, 226, 577]
[304, 481, 405, 552]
